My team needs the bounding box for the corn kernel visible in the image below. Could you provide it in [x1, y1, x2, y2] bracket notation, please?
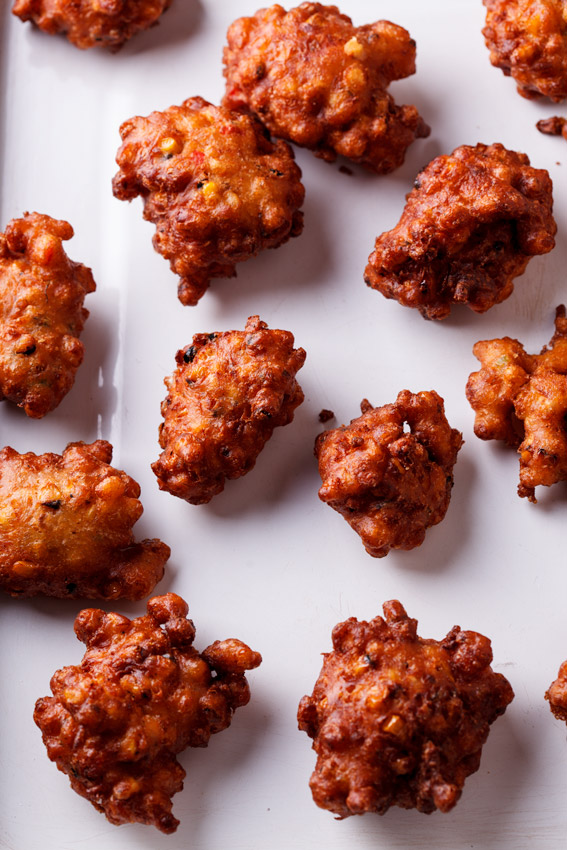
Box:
[328, 90, 347, 112]
[63, 688, 84, 705]
[392, 458, 405, 474]
[365, 688, 384, 710]
[353, 656, 370, 676]
[306, 13, 325, 27]
[144, 716, 162, 743]
[521, 450, 532, 463]
[121, 674, 141, 697]
[344, 37, 366, 60]
[495, 354, 510, 368]
[114, 778, 141, 800]
[12, 560, 36, 578]
[383, 714, 404, 736]
[225, 190, 241, 209]
[516, 43, 536, 61]
[120, 737, 139, 759]
[96, 476, 124, 498]
[14, 335, 36, 355]
[160, 137, 182, 156]
[202, 181, 217, 199]
[345, 65, 366, 90]
[525, 13, 541, 35]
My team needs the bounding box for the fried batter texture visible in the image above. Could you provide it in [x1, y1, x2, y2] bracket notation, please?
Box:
[223, 2, 430, 173]
[12, 0, 172, 50]
[153, 316, 306, 504]
[483, 0, 567, 102]
[315, 391, 463, 558]
[0, 440, 169, 598]
[466, 305, 567, 502]
[364, 143, 556, 320]
[34, 593, 262, 833]
[298, 600, 514, 817]
[546, 659, 567, 721]
[112, 97, 304, 306]
[0, 213, 95, 417]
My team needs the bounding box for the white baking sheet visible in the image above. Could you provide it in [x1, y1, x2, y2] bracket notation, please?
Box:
[0, 1, 566, 848]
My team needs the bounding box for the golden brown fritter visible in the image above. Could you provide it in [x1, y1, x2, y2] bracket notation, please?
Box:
[483, 0, 567, 102]
[34, 593, 262, 833]
[298, 600, 514, 817]
[0, 440, 169, 599]
[546, 659, 567, 721]
[364, 143, 556, 320]
[0, 212, 95, 417]
[112, 97, 304, 306]
[152, 316, 306, 504]
[12, 0, 172, 51]
[466, 305, 567, 502]
[315, 391, 463, 558]
[537, 114, 567, 138]
[222, 2, 430, 174]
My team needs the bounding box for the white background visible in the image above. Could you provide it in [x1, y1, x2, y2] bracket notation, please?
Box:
[1, 1, 566, 848]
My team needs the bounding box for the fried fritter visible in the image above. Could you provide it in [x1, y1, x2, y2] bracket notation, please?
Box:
[0, 440, 169, 598]
[152, 315, 306, 504]
[222, 2, 430, 174]
[483, 0, 567, 102]
[364, 143, 556, 320]
[466, 305, 567, 502]
[537, 115, 567, 139]
[0, 212, 95, 417]
[546, 659, 567, 721]
[12, 0, 172, 51]
[315, 391, 463, 558]
[298, 600, 514, 817]
[34, 592, 262, 833]
[112, 97, 304, 306]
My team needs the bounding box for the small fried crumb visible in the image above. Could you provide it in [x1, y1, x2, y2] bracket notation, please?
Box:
[537, 116, 567, 139]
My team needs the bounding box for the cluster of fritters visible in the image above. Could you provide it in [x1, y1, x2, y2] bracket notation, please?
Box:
[4, 0, 567, 836]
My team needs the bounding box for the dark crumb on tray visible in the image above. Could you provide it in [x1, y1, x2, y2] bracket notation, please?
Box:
[537, 116, 567, 139]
